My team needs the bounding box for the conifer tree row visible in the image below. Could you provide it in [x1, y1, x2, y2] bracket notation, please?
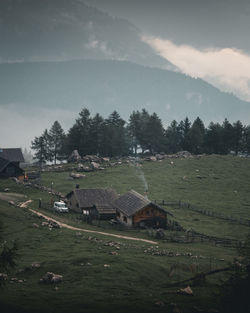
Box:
[31, 108, 250, 164]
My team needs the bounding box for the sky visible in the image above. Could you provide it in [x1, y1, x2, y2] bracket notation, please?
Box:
[86, 0, 250, 101]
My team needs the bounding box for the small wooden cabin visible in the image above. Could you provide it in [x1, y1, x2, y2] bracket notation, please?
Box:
[114, 190, 168, 228]
[0, 148, 24, 179]
[66, 188, 117, 219]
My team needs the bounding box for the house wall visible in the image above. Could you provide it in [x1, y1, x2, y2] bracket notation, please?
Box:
[116, 210, 133, 227]
[133, 205, 166, 227]
[0, 162, 23, 178]
[67, 194, 81, 213]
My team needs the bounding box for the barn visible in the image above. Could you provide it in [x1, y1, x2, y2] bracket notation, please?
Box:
[0, 148, 24, 179]
[66, 188, 118, 219]
[114, 190, 168, 228]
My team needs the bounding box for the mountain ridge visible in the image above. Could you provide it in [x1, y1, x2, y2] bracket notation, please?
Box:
[1, 59, 249, 125]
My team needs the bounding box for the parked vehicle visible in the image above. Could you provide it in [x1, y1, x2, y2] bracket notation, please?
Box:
[53, 201, 69, 213]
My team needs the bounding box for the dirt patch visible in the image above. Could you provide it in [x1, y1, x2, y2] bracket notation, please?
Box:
[0, 192, 27, 202]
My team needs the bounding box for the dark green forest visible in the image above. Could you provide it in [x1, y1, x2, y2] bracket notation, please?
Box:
[31, 108, 250, 165]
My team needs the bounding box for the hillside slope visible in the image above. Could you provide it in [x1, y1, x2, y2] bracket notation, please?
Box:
[1, 59, 250, 124]
[0, 0, 172, 69]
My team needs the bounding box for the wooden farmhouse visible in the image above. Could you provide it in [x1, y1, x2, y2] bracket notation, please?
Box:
[114, 190, 168, 228]
[66, 188, 118, 219]
[0, 148, 24, 179]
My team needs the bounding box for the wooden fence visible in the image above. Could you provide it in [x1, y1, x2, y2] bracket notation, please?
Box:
[154, 199, 250, 228]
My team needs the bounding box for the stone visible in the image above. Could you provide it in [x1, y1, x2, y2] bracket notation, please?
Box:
[91, 161, 100, 170]
[40, 272, 63, 284]
[0, 273, 8, 281]
[178, 285, 193, 296]
[155, 300, 165, 307]
[31, 262, 41, 268]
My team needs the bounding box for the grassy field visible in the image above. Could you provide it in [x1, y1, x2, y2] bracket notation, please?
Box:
[40, 155, 250, 240]
[0, 155, 250, 313]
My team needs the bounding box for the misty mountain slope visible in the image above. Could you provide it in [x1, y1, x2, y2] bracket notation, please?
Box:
[0, 0, 172, 69]
[0, 59, 249, 124]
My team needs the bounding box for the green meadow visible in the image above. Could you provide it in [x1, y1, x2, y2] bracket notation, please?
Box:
[0, 155, 250, 313]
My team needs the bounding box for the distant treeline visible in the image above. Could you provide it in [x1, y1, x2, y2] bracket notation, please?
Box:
[31, 108, 250, 165]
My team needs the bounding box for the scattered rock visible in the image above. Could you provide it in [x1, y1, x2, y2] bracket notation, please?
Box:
[70, 172, 86, 179]
[155, 300, 165, 307]
[4, 188, 10, 192]
[110, 251, 119, 255]
[32, 223, 39, 228]
[0, 273, 8, 281]
[178, 285, 193, 296]
[104, 264, 110, 268]
[11, 277, 18, 281]
[40, 272, 63, 284]
[102, 157, 110, 162]
[31, 262, 41, 268]
[91, 161, 100, 170]
[8, 200, 15, 206]
[68, 150, 81, 163]
[150, 156, 157, 161]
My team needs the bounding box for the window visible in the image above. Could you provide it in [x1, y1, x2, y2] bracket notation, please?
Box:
[123, 216, 127, 223]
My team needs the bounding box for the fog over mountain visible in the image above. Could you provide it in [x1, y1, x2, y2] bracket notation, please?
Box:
[0, 0, 250, 149]
[0, 0, 172, 69]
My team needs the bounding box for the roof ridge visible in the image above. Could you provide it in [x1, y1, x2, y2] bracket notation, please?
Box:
[129, 189, 150, 202]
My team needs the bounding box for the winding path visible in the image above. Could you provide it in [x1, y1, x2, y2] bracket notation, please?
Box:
[29, 208, 158, 245]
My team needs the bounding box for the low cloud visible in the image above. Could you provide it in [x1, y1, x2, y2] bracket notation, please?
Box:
[0, 104, 74, 149]
[143, 36, 250, 101]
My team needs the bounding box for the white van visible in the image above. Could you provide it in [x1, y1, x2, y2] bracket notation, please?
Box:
[53, 201, 69, 213]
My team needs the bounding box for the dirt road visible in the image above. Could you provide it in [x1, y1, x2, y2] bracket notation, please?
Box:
[29, 208, 158, 245]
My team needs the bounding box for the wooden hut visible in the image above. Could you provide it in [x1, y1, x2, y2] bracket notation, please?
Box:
[114, 190, 169, 228]
[0, 148, 24, 178]
[66, 188, 118, 219]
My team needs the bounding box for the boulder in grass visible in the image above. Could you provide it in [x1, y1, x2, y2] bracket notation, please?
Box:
[31, 262, 41, 269]
[40, 272, 63, 284]
[91, 161, 100, 170]
[150, 156, 157, 161]
[68, 150, 81, 163]
[178, 285, 193, 296]
[0, 273, 8, 281]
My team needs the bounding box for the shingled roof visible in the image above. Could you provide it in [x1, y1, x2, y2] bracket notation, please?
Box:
[0, 148, 24, 163]
[114, 190, 165, 217]
[68, 188, 118, 209]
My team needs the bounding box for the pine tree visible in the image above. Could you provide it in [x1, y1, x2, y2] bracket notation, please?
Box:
[187, 117, 205, 154]
[49, 121, 65, 164]
[31, 129, 52, 167]
[179, 117, 191, 151]
[243, 125, 250, 154]
[165, 120, 182, 153]
[128, 110, 141, 155]
[88, 113, 104, 155]
[204, 122, 224, 154]
[232, 120, 243, 155]
[66, 108, 92, 156]
[103, 111, 129, 157]
[221, 119, 234, 154]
